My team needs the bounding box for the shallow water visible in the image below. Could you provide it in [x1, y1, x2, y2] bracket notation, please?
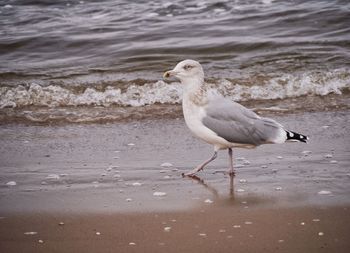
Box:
[0, 0, 349, 123]
[0, 111, 349, 212]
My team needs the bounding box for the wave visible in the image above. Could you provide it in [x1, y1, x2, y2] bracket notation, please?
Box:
[0, 69, 349, 109]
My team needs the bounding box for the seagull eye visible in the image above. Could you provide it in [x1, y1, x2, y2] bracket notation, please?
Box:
[183, 65, 193, 70]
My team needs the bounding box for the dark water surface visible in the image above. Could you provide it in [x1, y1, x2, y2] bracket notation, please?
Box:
[0, 0, 349, 123]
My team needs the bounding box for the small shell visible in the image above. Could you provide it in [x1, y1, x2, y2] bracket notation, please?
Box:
[164, 227, 171, 232]
[153, 192, 167, 197]
[160, 162, 173, 167]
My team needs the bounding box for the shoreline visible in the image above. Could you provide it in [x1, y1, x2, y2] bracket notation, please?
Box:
[0, 93, 349, 125]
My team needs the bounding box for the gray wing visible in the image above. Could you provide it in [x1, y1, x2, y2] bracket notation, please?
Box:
[202, 98, 285, 146]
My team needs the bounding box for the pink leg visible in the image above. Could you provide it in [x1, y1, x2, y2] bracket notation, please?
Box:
[183, 151, 218, 176]
[228, 148, 235, 176]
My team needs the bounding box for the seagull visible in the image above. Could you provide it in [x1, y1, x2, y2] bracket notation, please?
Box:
[163, 59, 308, 176]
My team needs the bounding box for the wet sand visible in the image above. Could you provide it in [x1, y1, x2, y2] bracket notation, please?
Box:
[0, 110, 350, 252]
[1, 206, 349, 253]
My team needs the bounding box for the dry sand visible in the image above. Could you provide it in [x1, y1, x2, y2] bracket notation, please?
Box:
[0, 110, 349, 252]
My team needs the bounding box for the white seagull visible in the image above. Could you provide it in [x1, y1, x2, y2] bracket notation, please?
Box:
[163, 59, 308, 176]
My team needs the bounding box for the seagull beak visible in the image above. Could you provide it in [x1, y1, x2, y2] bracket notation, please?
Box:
[163, 70, 176, 79]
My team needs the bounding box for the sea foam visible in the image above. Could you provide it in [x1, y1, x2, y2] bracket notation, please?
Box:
[0, 69, 349, 109]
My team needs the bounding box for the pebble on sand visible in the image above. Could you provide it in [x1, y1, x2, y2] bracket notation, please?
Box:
[160, 162, 173, 167]
[233, 225, 241, 228]
[125, 198, 133, 202]
[153, 192, 167, 197]
[46, 174, 60, 180]
[127, 143, 135, 146]
[164, 227, 171, 232]
[24, 232, 38, 235]
[243, 160, 250, 165]
[198, 233, 207, 237]
[38, 239, 44, 244]
[324, 154, 333, 158]
[318, 232, 324, 236]
[318, 190, 332, 195]
[275, 186, 283, 191]
[277, 156, 283, 159]
[96, 232, 101, 235]
[204, 199, 213, 204]
[302, 150, 312, 156]
[236, 188, 245, 193]
[244, 221, 253, 225]
[129, 242, 136, 246]
[6, 181, 17, 186]
[239, 179, 247, 183]
[330, 160, 338, 164]
[132, 182, 142, 186]
[58, 222, 65, 226]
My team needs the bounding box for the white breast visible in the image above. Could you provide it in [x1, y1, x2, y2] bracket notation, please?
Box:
[182, 94, 233, 150]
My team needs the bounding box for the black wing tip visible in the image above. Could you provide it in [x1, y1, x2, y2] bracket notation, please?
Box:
[286, 131, 309, 143]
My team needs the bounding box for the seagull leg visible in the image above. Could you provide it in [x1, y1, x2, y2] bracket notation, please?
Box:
[183, 151, 218, 176]
[228, 148, 235, 176]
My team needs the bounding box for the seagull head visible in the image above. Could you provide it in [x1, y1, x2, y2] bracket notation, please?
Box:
[163, 59, 204, 83]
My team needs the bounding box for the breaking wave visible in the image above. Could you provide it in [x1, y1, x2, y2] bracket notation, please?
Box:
[1, 69, 349, 109]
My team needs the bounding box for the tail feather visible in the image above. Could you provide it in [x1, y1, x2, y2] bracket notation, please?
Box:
[286, 130, 309, 143]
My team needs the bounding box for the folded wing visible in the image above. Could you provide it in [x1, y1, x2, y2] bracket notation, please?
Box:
[202, 98, 286, 146]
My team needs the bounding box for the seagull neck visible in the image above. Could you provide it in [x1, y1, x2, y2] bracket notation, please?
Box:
[182, 77, 207, 106]
[182, 77, 204, 94]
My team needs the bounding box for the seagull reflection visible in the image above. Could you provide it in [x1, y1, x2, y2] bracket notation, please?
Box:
[184, 173, 235, 200]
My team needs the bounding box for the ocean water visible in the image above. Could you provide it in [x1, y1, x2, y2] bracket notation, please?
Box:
[0, 0, 349, 123]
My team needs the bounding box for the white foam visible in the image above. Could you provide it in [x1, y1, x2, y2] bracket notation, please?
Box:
[0, 69, 349, 109]
[219, 69, 350, 102]
[0, 81, 182, 108]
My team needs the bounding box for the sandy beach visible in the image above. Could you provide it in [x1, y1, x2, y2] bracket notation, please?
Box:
[1, 206, 349, 253]
[0, 109, 349, 252]
[1, 0, 349, 252]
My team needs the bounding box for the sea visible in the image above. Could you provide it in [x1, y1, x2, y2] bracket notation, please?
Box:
[0, 0, 349, 124]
